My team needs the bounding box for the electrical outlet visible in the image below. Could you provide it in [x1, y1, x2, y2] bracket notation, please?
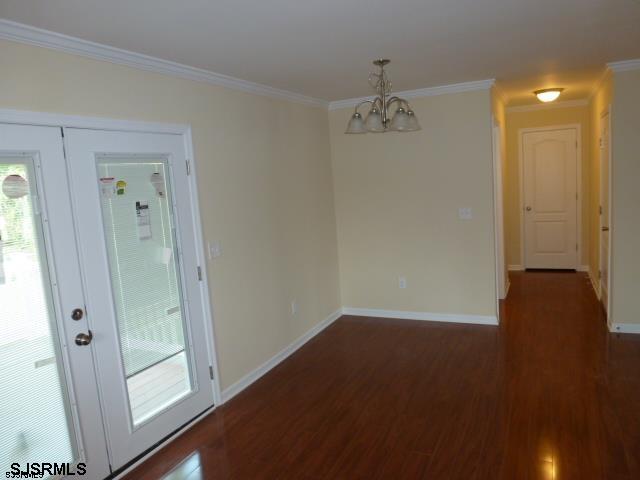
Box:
[458, 207, 473, 220]
[291, 300, 298, 315]
[399, 277, 407, 289]
[208, 240, 222, 259]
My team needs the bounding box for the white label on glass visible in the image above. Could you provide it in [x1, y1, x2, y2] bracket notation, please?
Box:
[157, 246, 172, 265]
[135, 200, 152, 240]
[99, 177, 115, 199]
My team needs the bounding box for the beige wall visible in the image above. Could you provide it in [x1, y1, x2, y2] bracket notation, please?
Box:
[329, 89, 497, 318]
[588, 72, 613, 287]
[0, 39, 341, 390]
[504, 105, 591, 268]
[610, 69, 640, 326]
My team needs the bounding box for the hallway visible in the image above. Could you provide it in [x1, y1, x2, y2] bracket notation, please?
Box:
[125, 272, 640, 479]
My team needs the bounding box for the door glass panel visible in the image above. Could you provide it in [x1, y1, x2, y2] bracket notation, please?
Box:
[96, 158, 192, 426]
[0, 158, 77, 471]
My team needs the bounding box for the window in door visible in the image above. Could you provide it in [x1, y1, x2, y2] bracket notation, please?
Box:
[96, 158, 193, 426]
[0, 158, 77, 470]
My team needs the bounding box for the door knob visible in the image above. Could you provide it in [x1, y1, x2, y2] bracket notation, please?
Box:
[602, 227, 610, 232]
[526, 206, 532, 211]
[75, 330, 93, 346]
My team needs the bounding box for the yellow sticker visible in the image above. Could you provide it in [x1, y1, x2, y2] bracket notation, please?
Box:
[116, 180, 127, 196]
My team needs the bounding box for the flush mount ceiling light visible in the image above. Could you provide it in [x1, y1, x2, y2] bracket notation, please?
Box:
[345, 59, 421, 134]
[534, 88, 564, 103]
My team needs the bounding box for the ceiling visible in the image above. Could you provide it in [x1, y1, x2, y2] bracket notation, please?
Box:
[1, 0, 639, 105]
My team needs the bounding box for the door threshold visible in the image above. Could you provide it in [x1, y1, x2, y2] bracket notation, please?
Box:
[110, 405, 216, 480]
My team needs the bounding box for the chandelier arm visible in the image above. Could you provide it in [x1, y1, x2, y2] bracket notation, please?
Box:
[354, 99, 374, 113]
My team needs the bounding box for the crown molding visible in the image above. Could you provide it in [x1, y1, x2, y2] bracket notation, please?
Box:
[506, 99, 589, 113]
[328, 79, 495, 111]
[0, 19, 329, 108]
[607, 59, 640, 72]
[588, 67, 612, 101]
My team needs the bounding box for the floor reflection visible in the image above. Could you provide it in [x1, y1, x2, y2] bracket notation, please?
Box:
[160, 451, 202, 480]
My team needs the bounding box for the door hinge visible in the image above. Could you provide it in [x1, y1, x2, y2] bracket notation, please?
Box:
[209, 365, 214, 380]
[197, 266, 202, 281]
[599, 205, 603, 215]
[576, 243, 579, 252]
[186, 159, 191, 175]
[598, 270, 602, 279]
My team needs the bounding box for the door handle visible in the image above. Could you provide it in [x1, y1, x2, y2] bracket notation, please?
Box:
[525, 206, 532, 212]
[601, 227, 610, 232]
[75, 330, 93, 346]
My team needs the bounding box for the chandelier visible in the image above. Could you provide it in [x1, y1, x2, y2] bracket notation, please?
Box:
[345, 59, 421, 134]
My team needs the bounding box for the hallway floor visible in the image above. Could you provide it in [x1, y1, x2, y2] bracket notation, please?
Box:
[124, 272, 640, 479]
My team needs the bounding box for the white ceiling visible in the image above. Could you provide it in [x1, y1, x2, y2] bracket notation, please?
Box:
[1, 0, 639, 105]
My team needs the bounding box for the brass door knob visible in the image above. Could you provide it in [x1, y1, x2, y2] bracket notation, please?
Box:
[526, 206, 532, 211]
[75, 330, 93, 346]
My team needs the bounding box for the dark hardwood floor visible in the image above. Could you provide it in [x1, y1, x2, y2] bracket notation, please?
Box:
[123, 272, 640, 479]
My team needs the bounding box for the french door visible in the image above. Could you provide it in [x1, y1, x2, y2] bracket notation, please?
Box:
[0, 124, 214, 479]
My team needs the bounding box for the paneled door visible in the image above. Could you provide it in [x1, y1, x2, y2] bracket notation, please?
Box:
[522, 128, 578, 269]
[0, 124, 110, 480]
[64, 129, 214, 470]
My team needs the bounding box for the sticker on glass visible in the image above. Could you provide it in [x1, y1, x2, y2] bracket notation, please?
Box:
[150, 173, 165, 197]
[99, 177, 115, 199]
[2, 174, 28, 199]
[116, 180, 127, 196]
[136, 200, 152, 240]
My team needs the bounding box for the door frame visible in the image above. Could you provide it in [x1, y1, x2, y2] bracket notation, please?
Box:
[518, 124, 582, 270]
[599, 106, 612, 321]
[0, 107, 223, 404]
[492, 118, 507, 301]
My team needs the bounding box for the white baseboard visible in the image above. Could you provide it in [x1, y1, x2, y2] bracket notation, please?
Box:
[341, 307, 498, 325]
[610, 323, 640, 334]
[221, 308, 342, 403]
[577, 265, 589, 272]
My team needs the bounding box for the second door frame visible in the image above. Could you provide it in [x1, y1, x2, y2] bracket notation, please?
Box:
[518, 124, 583, 270]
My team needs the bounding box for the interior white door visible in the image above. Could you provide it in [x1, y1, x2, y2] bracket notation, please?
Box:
[522, 128, 578, 269]
[0, 124, 109, 479]
[64, 129, 214, 470]
[599, 112, 610, 313]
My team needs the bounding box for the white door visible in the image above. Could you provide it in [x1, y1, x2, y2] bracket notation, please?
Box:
[599, 112, 610, 313]
[522, 128, 578, 269]
[0, 124, 110, 479]
[64, 129, 214, 470]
